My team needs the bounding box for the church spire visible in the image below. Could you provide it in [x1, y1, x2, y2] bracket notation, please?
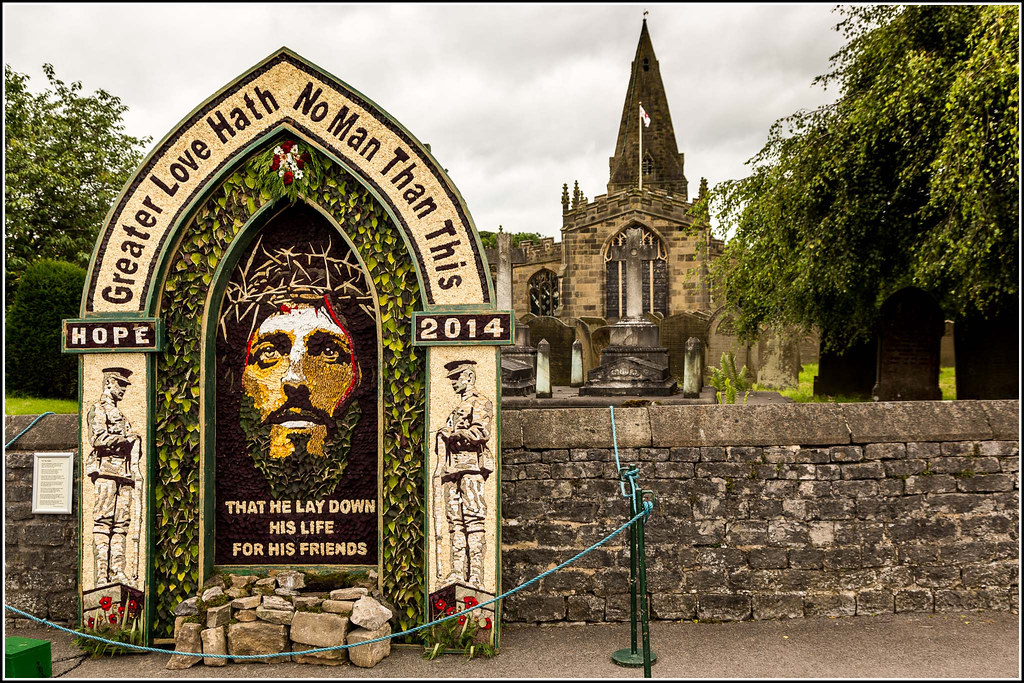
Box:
[608, 18, 688, 198]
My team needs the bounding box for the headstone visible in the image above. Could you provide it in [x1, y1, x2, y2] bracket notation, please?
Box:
[814, 336, 877, 398]
[682, 337, 705, 398]
[798, 329, 821, 364]
[661, 312, 710, 382]
[536, 340, 552, 399]
[707, 309, 754, 381]
[872, 287, 943, 401]
[501, 250, 537, 395]
[940, 320, 955, 367]
[755, 327, 801, 390]
[580, 228, 676, 396]
[578, 316, 608, 330]
[570, 340, 584, 387]
[573, 319, 599, 375]
[590, 325, 613, 369]
[955, 303, 1018, 399]
[526, 316, 577, 386]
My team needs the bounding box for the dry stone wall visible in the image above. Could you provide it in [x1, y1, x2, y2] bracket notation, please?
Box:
[500, 401, 1019, 623]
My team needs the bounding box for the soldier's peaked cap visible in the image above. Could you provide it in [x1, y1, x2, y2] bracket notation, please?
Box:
[102, 367, 133, 385]
[443, 360, 476, 377]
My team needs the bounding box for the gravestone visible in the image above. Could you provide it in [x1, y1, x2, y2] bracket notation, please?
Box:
[955, 302, 1018, 399]
[526, 316, 577, 386]
[581, 228, 676, 396]
[498, 232, 536, 396]
[706, 308, 754, 382]
[872, 287, 943, 401]
[578, 316, 608, 330]
[682, 337, 705, 398]
[814, 336, 877, 398]
[940, 321, 955, 367]
[755, 327, 801, 390]
[573, 319, 598, 375]
[661, 312, 710, 383]
[63, 48, 507, 645]
[798, 329, 820, 365]
[590, 325, 613, 370]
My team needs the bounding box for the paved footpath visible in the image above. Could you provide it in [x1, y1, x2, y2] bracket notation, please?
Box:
[7, 611, 1019, 679]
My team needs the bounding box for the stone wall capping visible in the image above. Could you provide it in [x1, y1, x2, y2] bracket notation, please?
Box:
[517, 407, 652, 449]
[979, 400, 1020, 440]
[649, 403, 850, 447]
[842, 401, 994, 444]
[4, 413, 78, 451]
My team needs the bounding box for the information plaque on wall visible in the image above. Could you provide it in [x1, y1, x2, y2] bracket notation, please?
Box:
[32, 452, 74, 514]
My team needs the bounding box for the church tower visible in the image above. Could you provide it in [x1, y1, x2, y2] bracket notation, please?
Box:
[607, 18, 688, 198]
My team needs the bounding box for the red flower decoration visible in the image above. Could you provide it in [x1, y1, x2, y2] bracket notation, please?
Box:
[118, 605, 125, 614]
[458, 615, 467, 625]
[281, 141, 294, 153]
[271, 155, 281, 171]
[128, 600, 138, 611]
[445, 606, 456, 616]
[297, 158, 305, 170]
[464, 596, 479, 608]
[482, 617, 492, 630]
[108, 614, 118, 624]
[282, 171, 294, 185]
[99, 597, 112, 611]
[434, 599, 446, 611]
[88, 617, 95, 628]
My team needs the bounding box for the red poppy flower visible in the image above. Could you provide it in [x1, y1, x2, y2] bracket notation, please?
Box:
[434, 599, 446, 611]
[282, 171, 294, 185]
[445, 606, 456, 616]
[108, 614, 118, 624]
[281, 141, 294, 153]
[458, 615, 467, 625]
[482, 617, 492, 630]
[271, 155, 281, 171]
[99, 597, 112, 611]
[118, 605, 125, 614]
[87, 617, 95, 628]
[464, 596, 479, 608]
[128, 600, 138, 611]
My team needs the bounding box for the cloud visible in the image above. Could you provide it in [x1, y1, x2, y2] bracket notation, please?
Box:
[3, 3, 846, 239]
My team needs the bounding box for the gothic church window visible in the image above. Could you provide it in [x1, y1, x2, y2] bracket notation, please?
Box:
[528, 269, 560, 316]
[604, 227, 668, 319]
[642, 153, 655, 177]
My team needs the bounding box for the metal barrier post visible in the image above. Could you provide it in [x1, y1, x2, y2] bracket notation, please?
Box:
[612, 468, 656, 672]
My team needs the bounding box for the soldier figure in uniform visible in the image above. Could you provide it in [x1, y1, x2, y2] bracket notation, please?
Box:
[433, 359, 494, 587]
[86, 367, 143, 585]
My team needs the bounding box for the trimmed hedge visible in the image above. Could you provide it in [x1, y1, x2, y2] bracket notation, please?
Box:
[5, 259, 85, 398]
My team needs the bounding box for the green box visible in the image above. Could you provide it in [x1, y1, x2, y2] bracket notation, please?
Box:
[4, 637, 52, 678]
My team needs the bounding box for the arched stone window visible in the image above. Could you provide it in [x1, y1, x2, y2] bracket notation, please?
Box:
[604, 227, 668, 319]
[642, 152, 655, 177]
[528, 269, 560, 316]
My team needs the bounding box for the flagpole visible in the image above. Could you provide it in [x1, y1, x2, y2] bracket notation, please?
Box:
[638, 101, 643, 191]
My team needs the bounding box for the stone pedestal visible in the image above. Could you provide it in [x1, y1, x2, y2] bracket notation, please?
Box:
[580, 228, 676, 397]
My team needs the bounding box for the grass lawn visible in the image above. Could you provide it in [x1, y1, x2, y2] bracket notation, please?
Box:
[5, 395, 78, 415]
[755, 363, 957, 402]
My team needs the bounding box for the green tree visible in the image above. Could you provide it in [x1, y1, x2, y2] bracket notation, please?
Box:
[5, 260, 86, 399]
[5, 64, 152, 299]
[477, 230, 547, 250]
[712, 5, 1018, 351]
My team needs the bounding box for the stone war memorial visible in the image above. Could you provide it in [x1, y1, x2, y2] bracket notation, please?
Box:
[59, 48, 512, 666]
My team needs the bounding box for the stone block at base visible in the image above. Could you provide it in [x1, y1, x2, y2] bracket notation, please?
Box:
[289, 611, 349, 647]
[166, 622, 203, 670]
[227, 622, 288, 663]
[292, 643, 347, 666]
[347, 623, 391, 668]
[201, 626, 227, 667]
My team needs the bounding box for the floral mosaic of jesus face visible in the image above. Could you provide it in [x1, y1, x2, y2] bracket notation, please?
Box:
[238, 297, 364, 500]
[243, 300, 359, 460]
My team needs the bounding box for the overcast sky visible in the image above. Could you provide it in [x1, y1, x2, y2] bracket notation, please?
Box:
[3, 3, 847, 239]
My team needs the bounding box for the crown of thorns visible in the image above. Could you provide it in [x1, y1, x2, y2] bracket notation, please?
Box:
[219, 235, 374, 341]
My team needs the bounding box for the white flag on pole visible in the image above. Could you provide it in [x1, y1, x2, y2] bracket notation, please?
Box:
[640, 104, 651, 127]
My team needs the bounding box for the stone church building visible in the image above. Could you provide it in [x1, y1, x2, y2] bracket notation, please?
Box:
[488, 19, 724, 321]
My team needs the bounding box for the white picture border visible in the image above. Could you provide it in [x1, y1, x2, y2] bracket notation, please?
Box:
[31, 451, 74, 515]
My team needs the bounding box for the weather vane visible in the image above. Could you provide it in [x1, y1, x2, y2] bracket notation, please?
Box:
[644, 9, 649, 19]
